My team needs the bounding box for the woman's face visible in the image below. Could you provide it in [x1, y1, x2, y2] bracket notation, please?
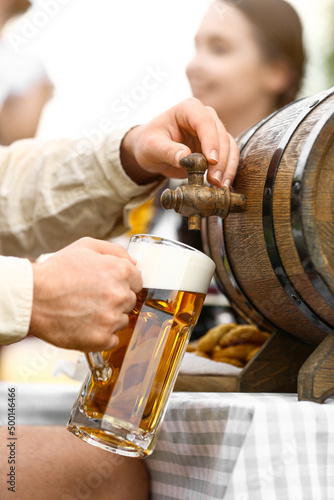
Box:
[186, 1, 276, 122]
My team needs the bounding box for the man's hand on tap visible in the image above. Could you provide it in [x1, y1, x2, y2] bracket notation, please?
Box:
[120, 98, 240, 189]
[3, 98, 239, 354]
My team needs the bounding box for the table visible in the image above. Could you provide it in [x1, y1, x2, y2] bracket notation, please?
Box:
[1, 384, 333, 499]
[147, 392, 334, 500]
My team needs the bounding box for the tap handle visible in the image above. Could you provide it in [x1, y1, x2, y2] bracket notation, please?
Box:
[179, 153, 208, 187]
[180, 153, 208, 229]
[160, 153, 245, 231]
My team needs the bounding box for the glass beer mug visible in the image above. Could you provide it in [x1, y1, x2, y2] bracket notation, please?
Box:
[67, 234, 215, 458]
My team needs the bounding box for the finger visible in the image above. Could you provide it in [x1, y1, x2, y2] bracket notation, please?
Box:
[110, 257, 143, 295]
[122, 287, 140, 311]
[70, 237, 136, 263]
[173, 99, 224, 165]
[204, 106, 232, 187]
[202, 105, 230, 170]
[129, 273, 143, 294]
[82, 330, 121, 352]
[143, 128, 193, 170]
[221, 133, 240, 188]
[105, 332, 120, 351]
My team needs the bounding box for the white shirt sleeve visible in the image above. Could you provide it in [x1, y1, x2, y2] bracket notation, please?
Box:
[0, 256, 33, 344]
[0, 128, 164, 258]
[0, 128, 165, 345]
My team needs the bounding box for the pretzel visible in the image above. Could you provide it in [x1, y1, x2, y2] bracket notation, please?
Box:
[214, 343, 258, 362]
[219, 325, 270, 347]
[193, 350, 211, 359]
[245, 346, 261, 362]
[212, 344, 223, 354]
[186, 342, 198, 353]
[211, 355, 245, 368]
[188, 322, 270, 370]
[197, 323, 237, 353]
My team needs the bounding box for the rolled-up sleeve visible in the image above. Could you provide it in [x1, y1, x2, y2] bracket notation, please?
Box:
[0, 256, 33, 344]
[0, 127, 164, 258]
[0, 128, 165, 344]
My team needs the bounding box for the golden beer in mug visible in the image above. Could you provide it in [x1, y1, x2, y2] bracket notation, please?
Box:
[67, 234, 215, 458]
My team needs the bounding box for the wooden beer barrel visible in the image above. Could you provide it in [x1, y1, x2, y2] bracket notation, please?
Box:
[204, 87, 334, 345]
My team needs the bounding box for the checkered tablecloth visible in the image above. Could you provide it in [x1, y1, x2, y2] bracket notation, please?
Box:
[146, 392, 334, 500]
[1, 384, 333, 499]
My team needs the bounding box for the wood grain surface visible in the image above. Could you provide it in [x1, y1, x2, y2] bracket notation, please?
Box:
[205, 88, 334, 345]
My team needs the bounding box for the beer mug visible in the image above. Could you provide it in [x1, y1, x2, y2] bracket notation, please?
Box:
[67, 234, 215, 458]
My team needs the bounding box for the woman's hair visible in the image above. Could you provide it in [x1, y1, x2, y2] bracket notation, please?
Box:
[221, 0, 306, 108]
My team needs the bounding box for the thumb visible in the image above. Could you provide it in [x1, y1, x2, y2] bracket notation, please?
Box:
[174, 147, 193, 168]
[149, 133, 192, 169]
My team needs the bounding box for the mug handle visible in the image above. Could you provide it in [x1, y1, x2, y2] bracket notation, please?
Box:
[85, 352, 112, 384]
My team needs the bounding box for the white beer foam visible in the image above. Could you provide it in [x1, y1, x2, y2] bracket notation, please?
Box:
[128, 236, 215, 294]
